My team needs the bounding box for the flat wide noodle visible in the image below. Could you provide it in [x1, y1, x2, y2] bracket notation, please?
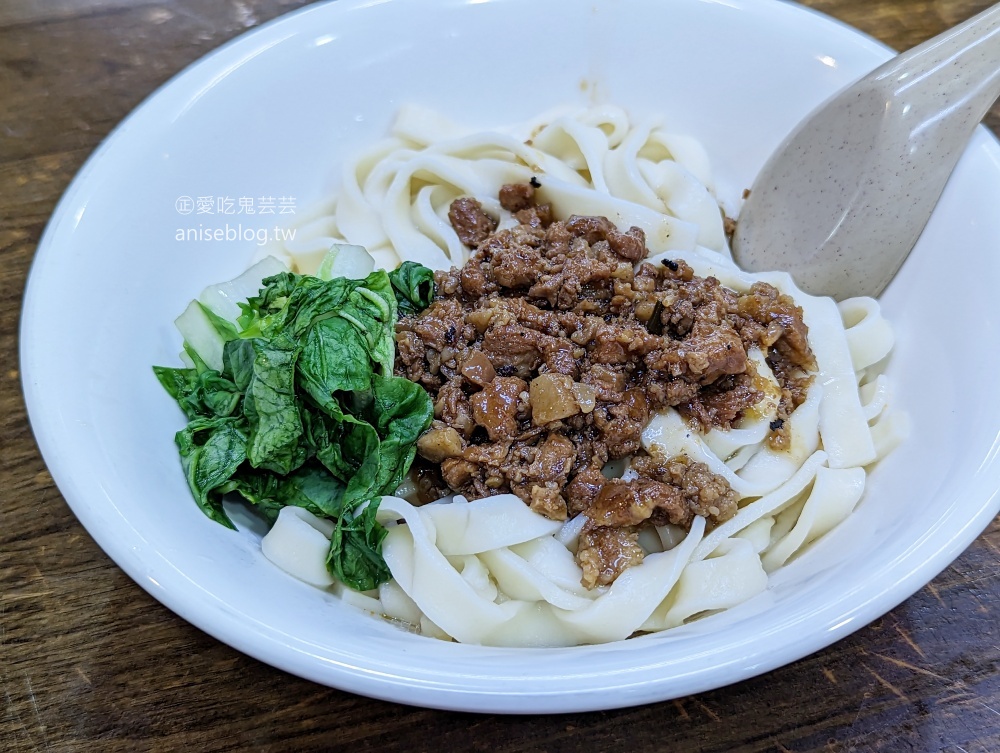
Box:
[258, 105, 900, 647]
[273, 105, 730, 274]
[375, 495, 706, 646]
[261, 507, 336, 588]
[642, 537, 768, 631]
[761, 466, 866, 572]
[420, 494, 562, 555]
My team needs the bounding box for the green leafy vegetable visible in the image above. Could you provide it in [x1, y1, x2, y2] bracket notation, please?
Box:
[155, 264, 434, 591]
[197, 301, 240, 341]
[224, 463, 348, 523]
[174, 416, 248, 528]
[152, 365, 241, 420]
[242, 335, 305, 475]
[388, 261, 435, 316]
[330, 499, 390, 591]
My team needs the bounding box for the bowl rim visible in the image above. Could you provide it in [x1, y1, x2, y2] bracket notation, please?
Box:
[20, 0, 1000, 713]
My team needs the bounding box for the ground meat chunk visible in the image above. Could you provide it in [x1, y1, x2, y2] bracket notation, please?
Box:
[584, 453, 738, 533]
[576, 527, 645, 589]
[433, 381, 475, 437]
[581, 364, 627, 403]
[564, 466, 607, 516]
[411, 458, 452, 505]
[563, 215, 647, 262]
[641, 370, 701, 409]
[480, 230, 543, 289]
[460, 350, 496, 387]
[499, 182, 536, 213]
[588, 322, 659, 365]
[732, 281, 816, 446]
[526, 433, 576, 486]
[470, 376, 527, 441]
[459, 256, 496, 298]
[592, 388, 649, 457]
[395, 329, 430, 387]
[481, 322, 544, 378]
[514, 204, 553, 228]
[586, 477, 684, 528]
[682, 370, 763, 430]
[530, 485, 568, 521]
[735, 282, 816, 372]
[441, 457, 480, 490]
[528, 248, 618, 311]
[491, 243, 541, 289]
[630, 453, 740, 525]
[679, 320, 748, 383]
[410, 298, 470, 355]
[395, 183, 818, 588]
[449, 197, 497, 247]
[608, 226, 647, 262]
[574, 452, 740, 586]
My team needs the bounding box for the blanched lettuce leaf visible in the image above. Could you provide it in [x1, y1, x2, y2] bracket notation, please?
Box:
[153, 365, 241, 421]
[174, 416, 248, 529]
[389, 261, 435, 316]
[155, 265, 434, 591]
[242, 335, 305, 476]
[238, 270, 396, 374]
[330, 499, 390, 593]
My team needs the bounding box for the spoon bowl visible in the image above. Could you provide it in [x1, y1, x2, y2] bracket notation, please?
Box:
[732, 3, 1000, 300]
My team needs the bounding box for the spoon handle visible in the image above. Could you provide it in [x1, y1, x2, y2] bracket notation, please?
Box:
[732, 3, 1000, 300]
[881, 3, 1000, 139]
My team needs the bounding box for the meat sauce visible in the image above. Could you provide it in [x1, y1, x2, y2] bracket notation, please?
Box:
[395, 183, 816, 587]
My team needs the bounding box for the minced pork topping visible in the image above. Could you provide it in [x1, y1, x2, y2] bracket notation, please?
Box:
[394, 182, 816, 587]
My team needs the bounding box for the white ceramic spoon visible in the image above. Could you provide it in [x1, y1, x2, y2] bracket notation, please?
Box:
[731, 3, 1000, 300]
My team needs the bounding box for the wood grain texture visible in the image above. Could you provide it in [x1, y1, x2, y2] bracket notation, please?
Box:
[2, 1, 999, 751]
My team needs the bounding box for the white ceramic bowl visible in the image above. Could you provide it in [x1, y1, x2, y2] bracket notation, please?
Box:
[21, 0, 1000, 713]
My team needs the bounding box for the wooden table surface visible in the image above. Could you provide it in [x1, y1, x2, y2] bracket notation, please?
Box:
[3, 1, 1000, 750]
